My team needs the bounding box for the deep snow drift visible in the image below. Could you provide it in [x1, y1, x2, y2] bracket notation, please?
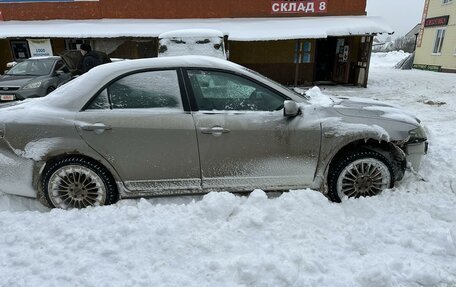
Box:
[1, 52, 456, 286]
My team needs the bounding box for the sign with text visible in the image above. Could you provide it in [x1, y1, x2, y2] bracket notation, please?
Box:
[272, 0, 327, 14]
[27, 39, 53, 57]
[0, 0, 98, 2]
[424, 15, 450, 27]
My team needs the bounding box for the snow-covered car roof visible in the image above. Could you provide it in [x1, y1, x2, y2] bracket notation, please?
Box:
[37, 56, 298, 111]
[27, 56, 61, 61]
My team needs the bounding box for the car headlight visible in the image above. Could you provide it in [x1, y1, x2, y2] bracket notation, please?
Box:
[22, 81, 43, 89]
[408, 126, 427, 143]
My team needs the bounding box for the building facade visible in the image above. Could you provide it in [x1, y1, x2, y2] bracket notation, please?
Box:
[414, 0, 456, 73]
[0, 0, 392, 86]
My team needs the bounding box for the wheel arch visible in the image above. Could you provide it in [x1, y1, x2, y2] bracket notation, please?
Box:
[35, 152, 123, 197]
[39, 154, 119, 208]
[317, 137, 407, 194]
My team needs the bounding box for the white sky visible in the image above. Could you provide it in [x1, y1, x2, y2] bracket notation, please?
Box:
[366, 0, 426, 37]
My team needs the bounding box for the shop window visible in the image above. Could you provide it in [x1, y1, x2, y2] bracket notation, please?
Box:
[65, 39, 90, 51]
[432, 29, 446, 54]
[10, 40, 31, 60]
[294, 41, 312, 64]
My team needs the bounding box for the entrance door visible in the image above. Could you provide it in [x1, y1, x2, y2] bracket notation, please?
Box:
[314, 38, 337, 83]
[185, 69, 321, 191]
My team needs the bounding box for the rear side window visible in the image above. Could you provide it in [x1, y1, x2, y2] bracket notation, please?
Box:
[86, 70, 182, 110]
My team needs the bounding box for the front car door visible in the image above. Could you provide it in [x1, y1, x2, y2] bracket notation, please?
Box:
[184, 69, 321, 191]
[75, 69, 201, 194]
[52, 60, 71, 87]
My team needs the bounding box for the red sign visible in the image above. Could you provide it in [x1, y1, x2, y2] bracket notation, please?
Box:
[271, 0, 328, 14]
[424, 15, 449, 27]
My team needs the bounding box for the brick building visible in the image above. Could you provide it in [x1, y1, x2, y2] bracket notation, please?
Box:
[0, 0, 392, 86]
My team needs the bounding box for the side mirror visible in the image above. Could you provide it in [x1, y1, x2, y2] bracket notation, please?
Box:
[55, 70, 65, 76]
[283, 100, 300, 117]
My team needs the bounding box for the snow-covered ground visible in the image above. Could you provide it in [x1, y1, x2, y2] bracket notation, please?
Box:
[1, 52, 456, 286]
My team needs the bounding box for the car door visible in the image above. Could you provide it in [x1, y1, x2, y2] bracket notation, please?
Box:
[52, 60, 71, 87]
[184, 69, 321, 191]
[75, 69, 201, 194]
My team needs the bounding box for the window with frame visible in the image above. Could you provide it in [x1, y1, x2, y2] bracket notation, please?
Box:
[433, 29, 446, 54]
[187, 70, 286, 111]
[86, 70, 183, 110]
[54, 60, 70, 74]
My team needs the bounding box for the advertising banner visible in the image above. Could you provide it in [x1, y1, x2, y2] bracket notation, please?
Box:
[272, 0, 327, 14]
[27, 39, 53, 57]
[424, 15, 450, 27]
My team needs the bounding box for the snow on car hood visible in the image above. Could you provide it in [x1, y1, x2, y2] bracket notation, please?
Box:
[333, 97, 420, 125]
[303, 87, 420, 126]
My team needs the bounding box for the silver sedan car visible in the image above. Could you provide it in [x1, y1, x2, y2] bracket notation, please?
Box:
[0, 56, 427, 209]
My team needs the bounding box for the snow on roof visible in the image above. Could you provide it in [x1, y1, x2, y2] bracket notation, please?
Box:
[159, 29, 225, 39]
[0, 16, 393, 41]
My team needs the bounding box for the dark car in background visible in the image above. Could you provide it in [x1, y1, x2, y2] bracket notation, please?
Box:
[0, 56, 72, 102]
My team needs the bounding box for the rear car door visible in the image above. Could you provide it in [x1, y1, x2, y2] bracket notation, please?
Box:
[184, 69, 321, 191]
[75, 69, 201, 194]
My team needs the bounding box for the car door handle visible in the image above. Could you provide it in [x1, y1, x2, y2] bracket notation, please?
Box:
[79, 123, 112, 134]
[200, 126, 231, 136]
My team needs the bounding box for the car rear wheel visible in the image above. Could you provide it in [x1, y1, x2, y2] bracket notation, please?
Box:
[42, 157, 118, 209]
[328, 149, 394, 202]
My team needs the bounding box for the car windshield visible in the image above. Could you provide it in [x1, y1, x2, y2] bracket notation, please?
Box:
[241, 66, 307, 99]
[6, 59, 54, 76]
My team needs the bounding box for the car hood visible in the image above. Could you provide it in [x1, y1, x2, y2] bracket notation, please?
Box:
[332, 96, 420, 126]
[0, 75, 37, 87]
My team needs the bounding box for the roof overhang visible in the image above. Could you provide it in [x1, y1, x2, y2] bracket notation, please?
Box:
[0, 16, 394, 41]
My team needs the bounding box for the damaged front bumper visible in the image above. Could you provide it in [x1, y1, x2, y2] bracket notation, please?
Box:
[0, 139, 37, 198]
[405, 140, 428, 171]
[404, 125, 428, 170]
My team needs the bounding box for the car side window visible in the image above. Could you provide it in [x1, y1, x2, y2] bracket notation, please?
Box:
[187, 70, 285, 111]
[54, 61, 70, 73]
[86, 70, 182, 110]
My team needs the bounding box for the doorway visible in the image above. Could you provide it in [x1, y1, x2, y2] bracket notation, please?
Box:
[314, 38, 337, 83]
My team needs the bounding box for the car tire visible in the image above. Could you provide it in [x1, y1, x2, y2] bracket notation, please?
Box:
[327, 149, 395, 202]
[41, 157, 118, 209]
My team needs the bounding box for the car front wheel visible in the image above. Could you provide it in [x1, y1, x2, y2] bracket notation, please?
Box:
[328, 149, 394, 202]
[41, 157, 118, 209]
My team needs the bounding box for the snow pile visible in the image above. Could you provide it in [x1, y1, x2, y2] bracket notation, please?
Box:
[158, 28, 226, 59]
[0, 16, 392, 41]
[1, 189, 456, 286]
[370, 51, 410, 68]
[306, 86, 333, 107]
